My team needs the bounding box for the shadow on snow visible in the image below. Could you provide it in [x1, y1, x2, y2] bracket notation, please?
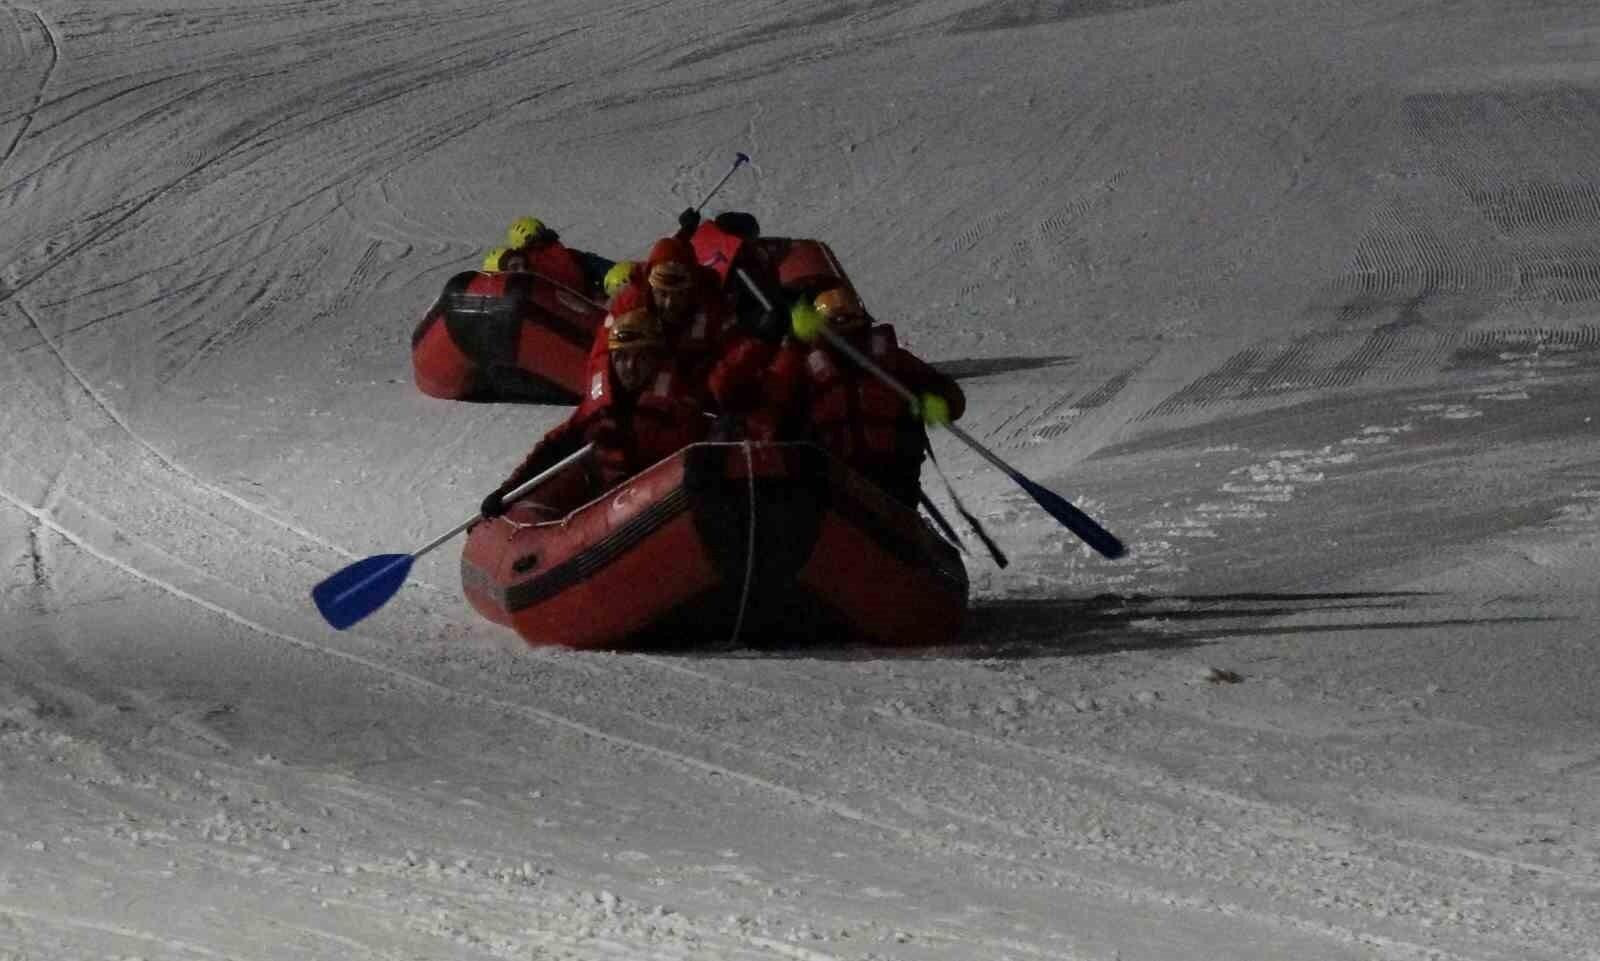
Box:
[654, 591, 1564, 661]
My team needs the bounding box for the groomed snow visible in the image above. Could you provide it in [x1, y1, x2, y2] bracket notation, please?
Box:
[3, 1, 1599, 958]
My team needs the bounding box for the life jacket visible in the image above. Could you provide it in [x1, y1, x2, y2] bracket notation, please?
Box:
[705, 333, 777, 417]
[689, 219, 748, 286]
[587, 295, 732, 404]
[797, 326, 924, 468]
[574, 364, 708, 487]
[669, 302, 727, 360]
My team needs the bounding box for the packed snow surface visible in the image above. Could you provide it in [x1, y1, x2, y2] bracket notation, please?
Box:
[3, 1, 1599, 958]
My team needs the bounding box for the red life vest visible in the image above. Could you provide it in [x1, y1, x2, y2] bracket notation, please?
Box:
[574, 364, 708, 487]
[587, 297, 732, 405]
[796, 326, 924, 468]
[689, 220, 748, 286]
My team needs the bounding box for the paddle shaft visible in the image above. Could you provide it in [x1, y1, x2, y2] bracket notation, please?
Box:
[412, 442, 595, 560]
[804, 308, 1123, 559]
[694, 153, 750, 213]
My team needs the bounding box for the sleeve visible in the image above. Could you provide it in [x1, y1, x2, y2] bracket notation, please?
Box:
[497, 414, 587, 495]
[707, 333, 777, 413]
[586, 319, 610, 367]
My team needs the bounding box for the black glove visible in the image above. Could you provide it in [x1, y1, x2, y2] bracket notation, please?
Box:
[678, 207, 701, 234]
[752, 307, 787, 344]
[480, 490, 508, 518]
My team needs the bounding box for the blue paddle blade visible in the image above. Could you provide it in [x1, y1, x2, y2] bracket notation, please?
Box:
[311, 553, 415, 630]
[1015, 474, 1127, 560]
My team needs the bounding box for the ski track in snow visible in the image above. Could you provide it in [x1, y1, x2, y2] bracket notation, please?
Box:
[0, 487, 1202, 959]
[6, 2, 1600, 960]
[572, 651, 1597, 961]
[0, 486, 878, 960]
[10, 295, 360, 560]
[2, 365, 1520, 960]
[0, 4, 57, 177]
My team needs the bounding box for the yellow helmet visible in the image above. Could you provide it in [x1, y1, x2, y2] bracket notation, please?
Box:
[603, 260, 635, 298]
[814, 286, 867, 330]
[506, 216, 545, 249]
[481, 246, 509, 272]
[607, 307, 665, 352]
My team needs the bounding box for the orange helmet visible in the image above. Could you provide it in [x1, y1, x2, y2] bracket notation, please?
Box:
[647, 259, 693, 294]
[644, 237, 697, 321]
[607, 307, 665, 352]
[606, 285, 663, 352]
[814, 286, 867, 331]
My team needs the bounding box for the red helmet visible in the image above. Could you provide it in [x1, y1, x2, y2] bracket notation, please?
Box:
[644, 237, 696, 322]
[646, 236, 695, 269]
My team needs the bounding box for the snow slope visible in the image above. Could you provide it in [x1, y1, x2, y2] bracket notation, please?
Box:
[3, 0, 1599, 958]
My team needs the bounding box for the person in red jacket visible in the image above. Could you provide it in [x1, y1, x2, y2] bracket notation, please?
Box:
[504, 216, 616, 298]
[479, 298, 708, 518]
[588, 237, 740, 406]
[766, 286, 965, 506]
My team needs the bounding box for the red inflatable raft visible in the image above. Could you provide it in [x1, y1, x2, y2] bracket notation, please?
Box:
[460, 442, 968, 650]
[411, 270, 603, 403]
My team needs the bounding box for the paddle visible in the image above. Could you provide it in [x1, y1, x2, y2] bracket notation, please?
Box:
[311, 443, 595, 629]
[923, 439, 1009, 567]
[694, 153, 751, 213]
[817, 325, 1125, 559]
[731, 268, 1123, 558]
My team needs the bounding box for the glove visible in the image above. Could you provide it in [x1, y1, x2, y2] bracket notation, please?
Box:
[790, 299, 825, 343]
[480, 490, 508, 518]
[678, 207, 701, 234]
[918, 392, 952, 427]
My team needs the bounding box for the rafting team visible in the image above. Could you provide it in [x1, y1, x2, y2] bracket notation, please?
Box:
[449, 211, 966, 520]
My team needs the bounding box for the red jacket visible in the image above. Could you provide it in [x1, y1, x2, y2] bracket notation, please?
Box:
[767, 324, 965, 469]
[520, 239, 590, 296]
[586, 288, 739, 408]
[705, 333, 778, 417]
[498, 364, 708, 498]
